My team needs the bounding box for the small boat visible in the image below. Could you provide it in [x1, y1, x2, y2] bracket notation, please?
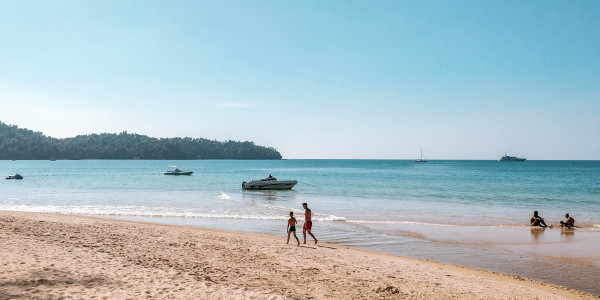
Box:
[499, 153, 526, 161]
[6, 174, 23, 180]
[415, 147, 427, 163]
[164, 166, 193, 175]
[242, 175, 297, 190]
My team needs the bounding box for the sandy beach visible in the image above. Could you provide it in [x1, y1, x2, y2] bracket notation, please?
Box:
[1, 211, 597, 300]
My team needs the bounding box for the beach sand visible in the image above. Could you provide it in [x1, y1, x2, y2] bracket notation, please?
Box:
[1, 211, 597, 300]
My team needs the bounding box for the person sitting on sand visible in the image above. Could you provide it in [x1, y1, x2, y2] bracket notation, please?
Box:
[560, 213, 575, 228]
[302, 203, 318, 245]
[530, 211, 549, 227]
[287, 211, 300, 246]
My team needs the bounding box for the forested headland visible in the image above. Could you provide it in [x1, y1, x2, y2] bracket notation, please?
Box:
[0, 122, 282, 160]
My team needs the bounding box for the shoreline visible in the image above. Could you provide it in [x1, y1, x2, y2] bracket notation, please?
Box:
[111, 213, 600, 295]
[1, 210, 597, 299]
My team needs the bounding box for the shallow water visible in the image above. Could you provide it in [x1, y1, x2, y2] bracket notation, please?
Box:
[2, 159, 600, 294]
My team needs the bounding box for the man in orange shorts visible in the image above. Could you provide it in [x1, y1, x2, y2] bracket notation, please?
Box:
[302, 203, 318, 244]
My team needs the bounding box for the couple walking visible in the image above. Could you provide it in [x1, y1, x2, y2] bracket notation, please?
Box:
[287, 203, 318, 246]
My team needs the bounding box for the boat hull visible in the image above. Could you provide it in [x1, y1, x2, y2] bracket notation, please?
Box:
[164, 171, 193, 175]
[499, 157, 526, 161]
[242, 180, 298, 190]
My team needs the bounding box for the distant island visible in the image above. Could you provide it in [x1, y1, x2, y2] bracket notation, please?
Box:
[0, 122, 282, 160]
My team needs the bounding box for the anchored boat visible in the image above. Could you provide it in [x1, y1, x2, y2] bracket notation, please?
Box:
[499, 153, 526, 161]
[164, 166, 193, 175]
[242, 175, 297, 190]
[415, 147, 427, 163]
[6, 174, 23, 180]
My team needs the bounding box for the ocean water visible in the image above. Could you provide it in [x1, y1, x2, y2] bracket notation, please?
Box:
[2, 159, 600, 294]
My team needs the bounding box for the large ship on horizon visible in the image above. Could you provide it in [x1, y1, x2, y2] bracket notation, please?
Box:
[499, 153, 526, 161]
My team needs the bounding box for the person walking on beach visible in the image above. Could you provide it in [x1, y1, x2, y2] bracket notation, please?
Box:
[287, 211, 300, 246]
[560, 213, 575, 228]
[302, 203, 318, 244]
[530, 211, 549, 227]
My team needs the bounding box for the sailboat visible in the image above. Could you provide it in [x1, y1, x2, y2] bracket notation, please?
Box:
[415, 148, 427, 163]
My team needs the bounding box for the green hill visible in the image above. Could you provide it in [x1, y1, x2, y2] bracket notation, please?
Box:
[0, 122, 282, 160]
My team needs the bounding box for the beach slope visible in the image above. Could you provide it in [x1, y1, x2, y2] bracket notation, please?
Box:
[0, 211, 595, 299]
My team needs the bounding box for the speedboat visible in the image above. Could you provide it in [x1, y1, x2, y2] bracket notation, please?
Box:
[242, 175, 297, 190]
[6, 174, 23, 180]
[164, 166, 193, 175]
[499, 153, 526, 161]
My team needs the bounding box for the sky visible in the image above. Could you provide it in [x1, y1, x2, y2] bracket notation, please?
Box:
[1, 1, 599, 159]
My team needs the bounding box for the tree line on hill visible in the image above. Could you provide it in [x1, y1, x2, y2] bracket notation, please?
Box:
[0, 122, 282, 160]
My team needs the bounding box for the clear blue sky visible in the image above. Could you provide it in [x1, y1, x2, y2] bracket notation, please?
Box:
[1, 1, 598, 159]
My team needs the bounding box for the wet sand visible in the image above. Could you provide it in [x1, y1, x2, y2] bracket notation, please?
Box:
[362, 222, 600, 295]
[1, 211, 597, 299]
[388, 223, 600, 265]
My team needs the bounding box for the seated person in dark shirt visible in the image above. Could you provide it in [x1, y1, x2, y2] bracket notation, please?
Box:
[530, 211, 549, 227]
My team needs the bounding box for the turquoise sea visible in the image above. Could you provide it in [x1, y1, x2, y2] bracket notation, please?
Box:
[2, 159, 600, 294]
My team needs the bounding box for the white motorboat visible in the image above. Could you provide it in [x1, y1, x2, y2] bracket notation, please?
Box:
[499, 153, 526, 161]
[6, 173, 23, 180]
[242, 175, 297, 190]
[164, 166, 193, 175]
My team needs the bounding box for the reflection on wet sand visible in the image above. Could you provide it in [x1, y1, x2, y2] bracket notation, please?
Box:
[561, 227, 575, 238]
[363, 223, 600, 295]
[530, 226, 546, 241]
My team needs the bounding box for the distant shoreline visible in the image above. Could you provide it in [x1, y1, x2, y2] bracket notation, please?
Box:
[2, 158, 284, 161]
[0, 121, 282, 160]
